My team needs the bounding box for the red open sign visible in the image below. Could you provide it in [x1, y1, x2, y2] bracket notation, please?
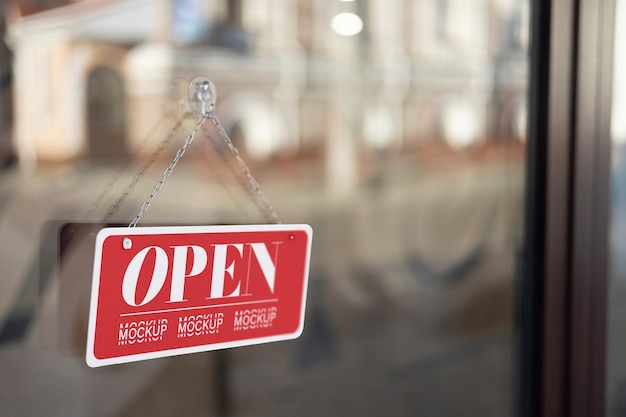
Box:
[86, 224, 312, 367]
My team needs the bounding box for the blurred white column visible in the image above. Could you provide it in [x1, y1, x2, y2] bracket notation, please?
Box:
[326, 6, 363, 201]
[271, 0, 305, 155]
[366, 0, 408, 149]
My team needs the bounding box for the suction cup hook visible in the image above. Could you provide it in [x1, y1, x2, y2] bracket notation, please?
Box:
[187, 76, 217, 117]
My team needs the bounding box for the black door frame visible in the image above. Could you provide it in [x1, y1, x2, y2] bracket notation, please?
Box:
[520, 0, 616, 416]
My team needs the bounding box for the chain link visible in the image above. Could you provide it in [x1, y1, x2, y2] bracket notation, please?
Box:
[200, 122, 273, 222]
[200, 125, 255, 222]
[83, 114, 168, 221]
[210, 115, 281, 224]
[92, 78, 282, 227]
[101, 115, 187, 224]
[128, 115, 207, 227]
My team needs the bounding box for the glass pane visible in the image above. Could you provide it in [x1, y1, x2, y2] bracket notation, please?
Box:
[0, 0, 528, 416]
[607, 0, 626, 415]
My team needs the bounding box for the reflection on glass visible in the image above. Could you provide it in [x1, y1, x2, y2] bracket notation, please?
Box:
[607, 0, 626, 415]
[0, 1, 528, 416]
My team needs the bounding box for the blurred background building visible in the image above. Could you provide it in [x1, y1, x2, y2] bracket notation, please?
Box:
[3, 0, 528, 169]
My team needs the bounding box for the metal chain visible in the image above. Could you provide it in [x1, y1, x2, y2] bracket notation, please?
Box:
[200, 122, 272, 221]
[128, 115, 207, 227]
[101, 115, 187, 224]
[103, 77, 282, 227]
[83, 114, 168, 221]
[210, 115, 281, 224]
[200, 126, 255, 222]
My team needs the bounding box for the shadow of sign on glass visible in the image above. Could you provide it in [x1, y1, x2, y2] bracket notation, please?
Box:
[86, 224, 312, 367]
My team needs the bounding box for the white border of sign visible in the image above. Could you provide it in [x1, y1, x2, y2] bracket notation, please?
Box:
[86, 224, 312, 367]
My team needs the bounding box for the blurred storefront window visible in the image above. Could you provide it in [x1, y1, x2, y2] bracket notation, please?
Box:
[0, 0, 528, 416]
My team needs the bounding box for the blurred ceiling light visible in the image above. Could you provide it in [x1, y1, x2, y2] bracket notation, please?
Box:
[331, 12, 363, 36]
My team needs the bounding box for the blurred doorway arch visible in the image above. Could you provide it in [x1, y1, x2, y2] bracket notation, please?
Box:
[87, 66, 127, 161]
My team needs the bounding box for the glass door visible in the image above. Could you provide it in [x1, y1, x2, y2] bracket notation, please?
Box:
[0, 1, 535, 416]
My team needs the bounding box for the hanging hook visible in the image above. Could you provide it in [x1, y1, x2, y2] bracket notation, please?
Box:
[187, 76, 217, 118]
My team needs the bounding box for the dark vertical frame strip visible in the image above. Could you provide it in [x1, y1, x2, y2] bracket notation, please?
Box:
[569, 0, 615, 416]
[521, 0, 615, 416]
[518, 0, 549, 413]
[543, 0, 577, 415]
[520, 0, 575, 416]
